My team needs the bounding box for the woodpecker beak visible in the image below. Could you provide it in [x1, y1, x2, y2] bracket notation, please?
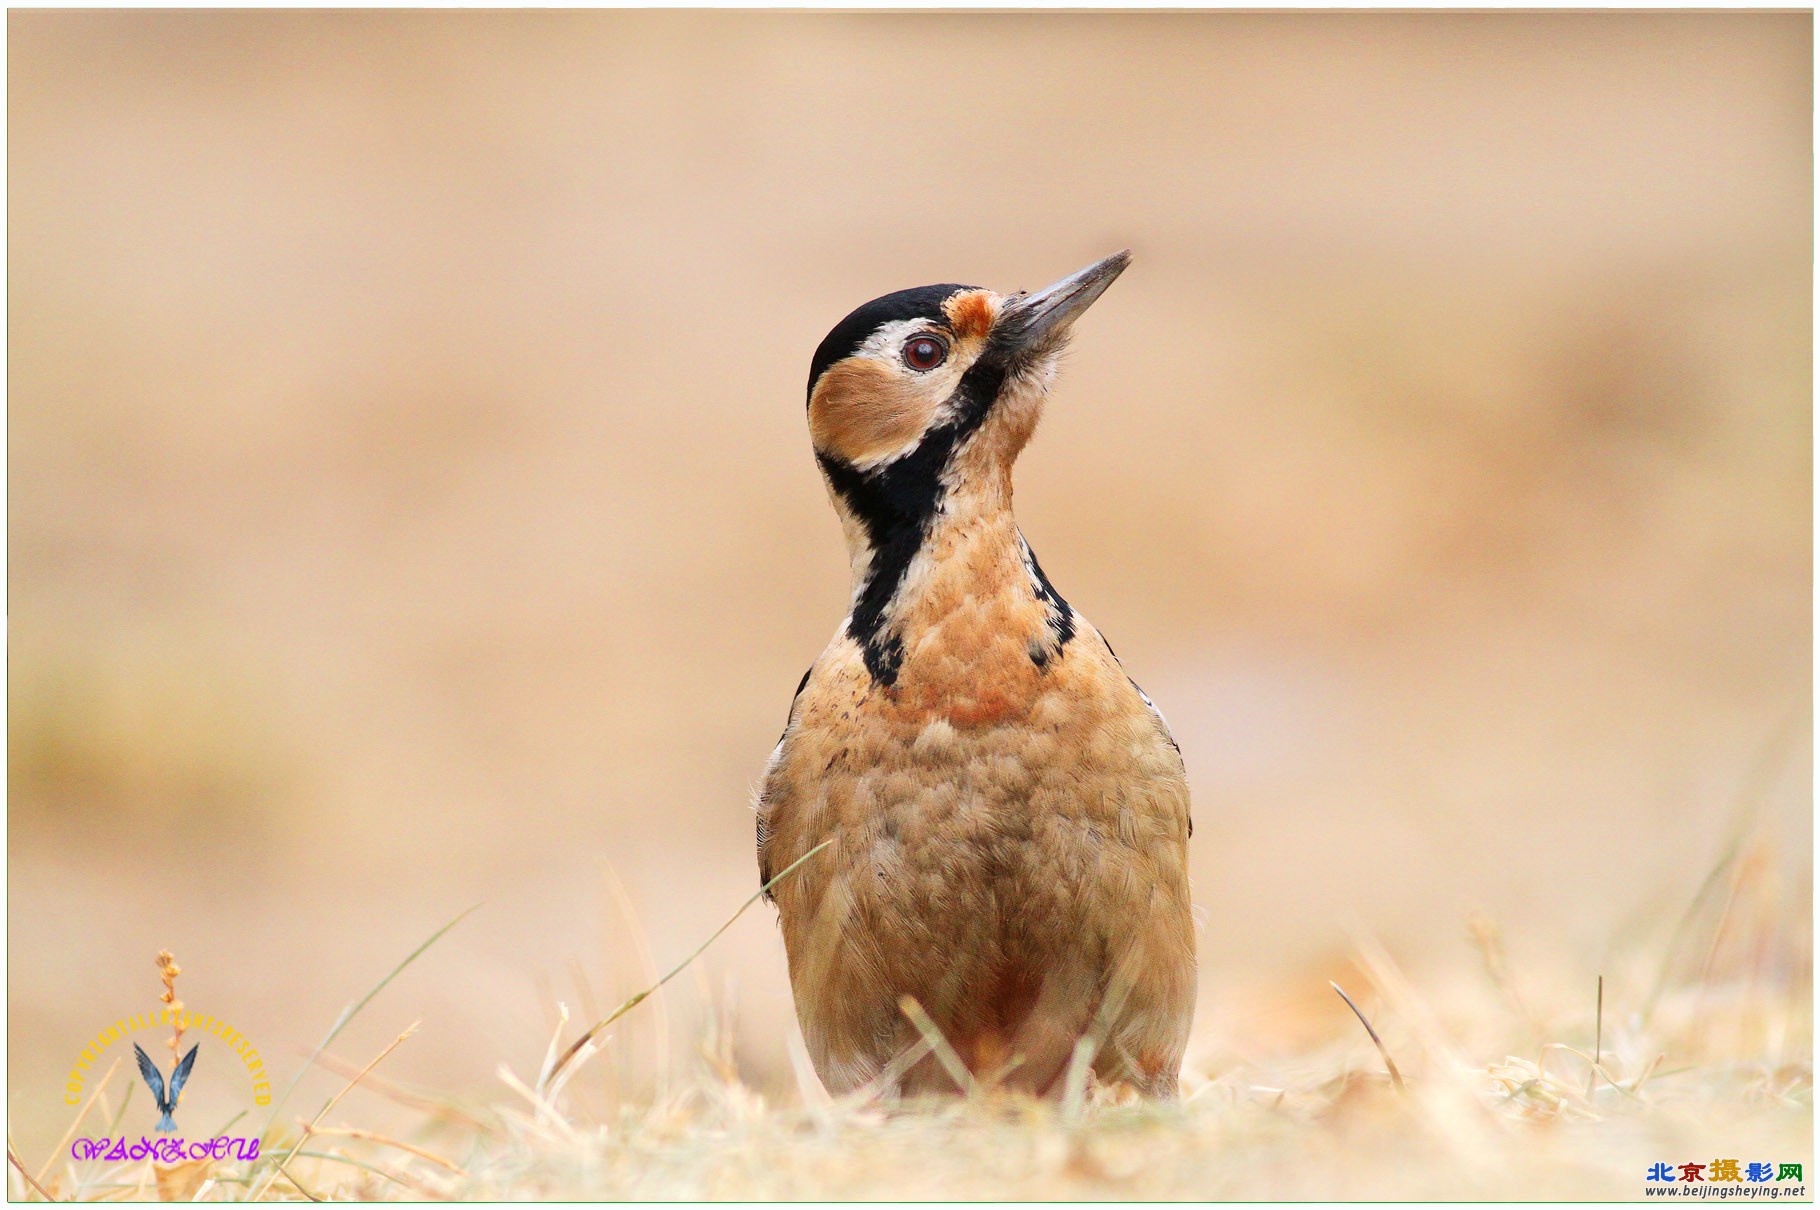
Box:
[999, 249, 1131, 354]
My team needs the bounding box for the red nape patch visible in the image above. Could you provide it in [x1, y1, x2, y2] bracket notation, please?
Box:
[943, 290, 998, 342]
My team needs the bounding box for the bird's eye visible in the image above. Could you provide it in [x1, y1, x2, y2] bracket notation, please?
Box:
[903, 335, 948, 372]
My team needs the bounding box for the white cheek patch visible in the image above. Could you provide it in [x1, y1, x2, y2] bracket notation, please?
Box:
[853, 318, 937, 361]
[1003, 348, 1059, 400]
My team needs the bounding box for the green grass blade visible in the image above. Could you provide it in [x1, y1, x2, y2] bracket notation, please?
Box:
[545, 840, 830, 1088]
[261, 903, 481, 1142]
[104, 1082, 135, 1138]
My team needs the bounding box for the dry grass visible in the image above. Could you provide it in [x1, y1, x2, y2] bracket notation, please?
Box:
[10, 832, 1808, 1203]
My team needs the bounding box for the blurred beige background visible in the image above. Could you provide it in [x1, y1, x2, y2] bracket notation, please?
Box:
[8, 10, 1810, 1156]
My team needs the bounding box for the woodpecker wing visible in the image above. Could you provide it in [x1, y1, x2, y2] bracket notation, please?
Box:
[132, 1043, 169, 1113]
[1093, 630, 1191, 838]
[166, 1043, 199, 1109]
[757, 664, 814, 898]
[1131, 678, 1191, 838]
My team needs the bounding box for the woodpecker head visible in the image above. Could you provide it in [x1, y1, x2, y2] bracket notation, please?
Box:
[803, 251, 1129, 684]
[805, 250, 1129, 490]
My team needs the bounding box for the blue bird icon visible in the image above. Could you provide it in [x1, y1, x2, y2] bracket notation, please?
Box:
[132, 1042, 198, 1133]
